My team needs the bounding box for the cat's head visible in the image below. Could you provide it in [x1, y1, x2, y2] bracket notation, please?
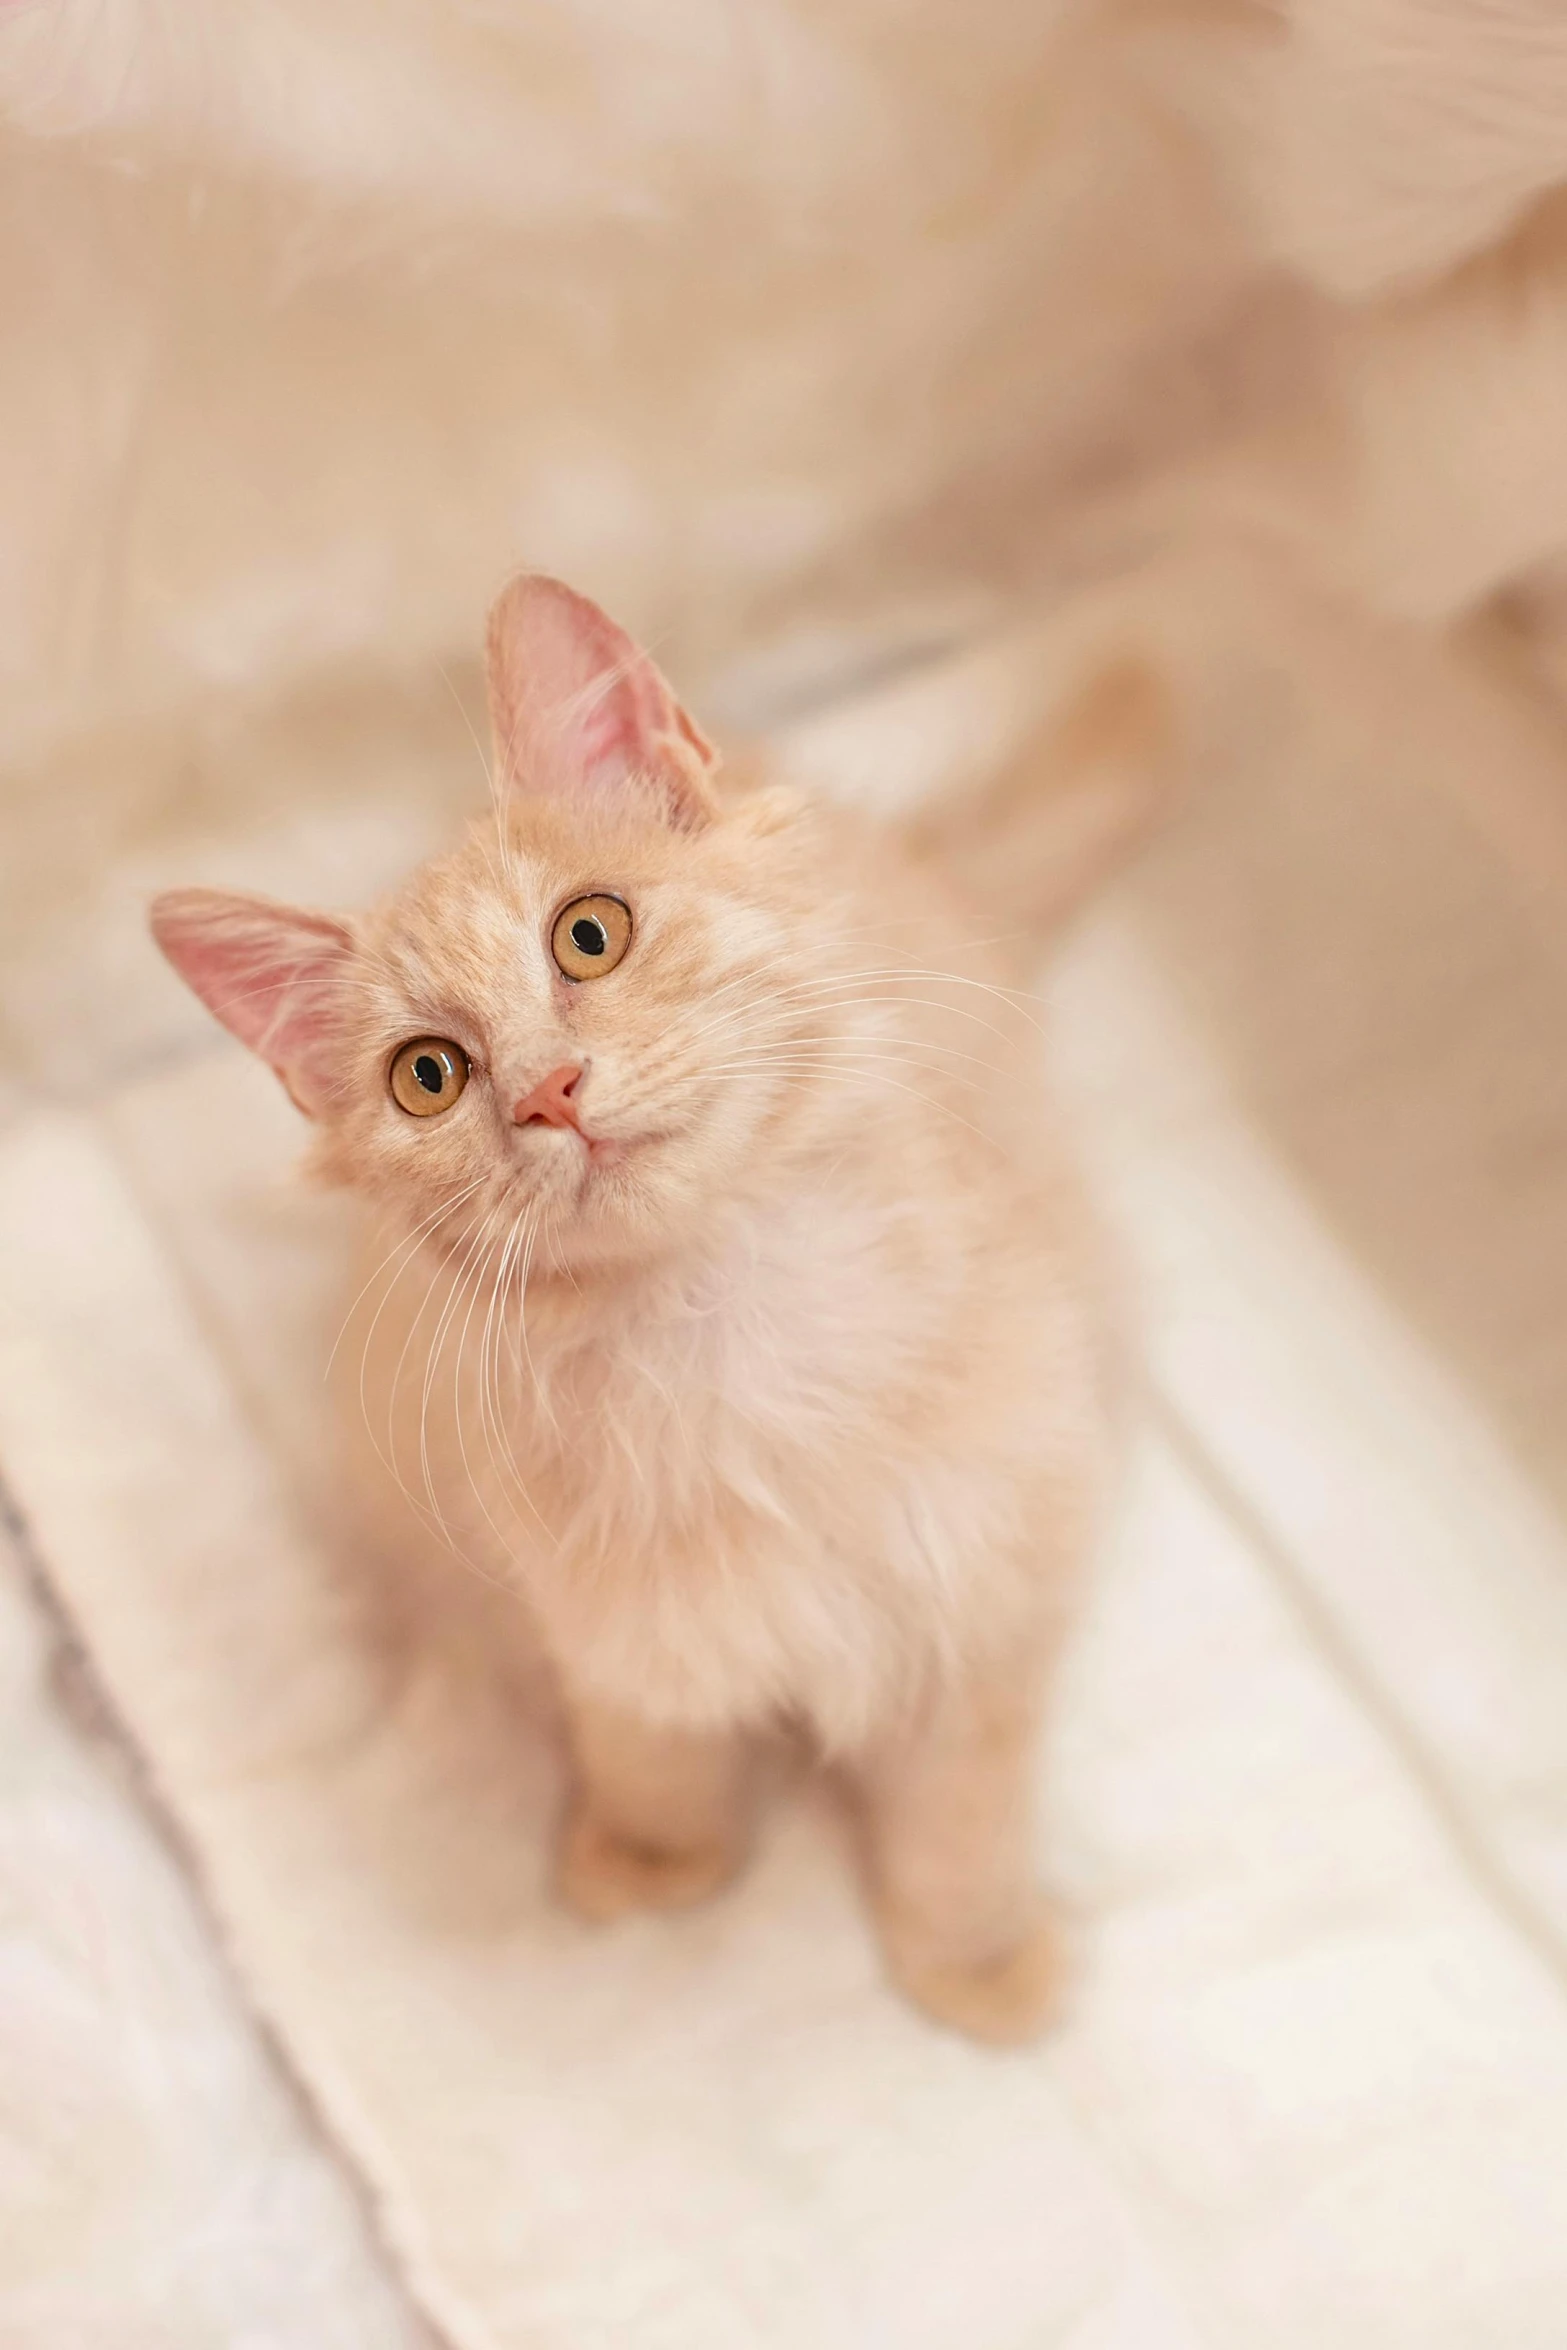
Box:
[151, 576, 839, 1269]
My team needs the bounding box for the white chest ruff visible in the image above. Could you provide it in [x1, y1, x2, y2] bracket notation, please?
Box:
[492, 1315, 1051, 1747]
[421, 1179, 1089, 1747]
[513, 1418, 998, 1746]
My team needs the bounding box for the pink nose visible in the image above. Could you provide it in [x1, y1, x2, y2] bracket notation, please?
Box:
[512, 1063, 585, 1132]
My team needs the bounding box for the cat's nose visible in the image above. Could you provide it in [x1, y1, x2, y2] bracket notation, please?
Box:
[512, 1063, 585, 1132]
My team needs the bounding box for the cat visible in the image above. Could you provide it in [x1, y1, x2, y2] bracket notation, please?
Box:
[150, 575, 1158, 2042]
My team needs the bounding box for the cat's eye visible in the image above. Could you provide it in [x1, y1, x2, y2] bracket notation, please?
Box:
[389, 1037, 470, 1116]
[551, 893, 632, 981]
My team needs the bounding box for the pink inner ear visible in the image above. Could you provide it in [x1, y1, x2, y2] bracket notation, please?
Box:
[486, 573, 718, 827]
[577, 678, 645, 780]
[150, 889, 354, 1116]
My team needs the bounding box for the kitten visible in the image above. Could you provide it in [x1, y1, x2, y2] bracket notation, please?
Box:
[151, 576, 1144, 2043]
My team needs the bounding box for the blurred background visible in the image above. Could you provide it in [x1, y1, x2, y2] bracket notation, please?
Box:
[4, 3, 1567, 2345]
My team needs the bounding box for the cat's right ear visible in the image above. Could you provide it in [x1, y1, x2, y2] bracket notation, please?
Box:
[150, 888, 356, 1117]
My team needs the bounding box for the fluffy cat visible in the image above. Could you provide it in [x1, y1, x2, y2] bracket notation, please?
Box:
[151, 577, 1144, 2042]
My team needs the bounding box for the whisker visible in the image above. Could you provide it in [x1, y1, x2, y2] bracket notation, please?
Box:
[361, 1210, 497, 1566]
[481, 1210, 556, 1538]
[686, 1056, 1002, 1152]
[378, 1197, 492, 1546]
[417, 1202, 506, 1543]
[355, 1186, 487, 1510]
[693, 1024, 1004, 1076]
[670, 962, 1042, 1061]
[513, 1212, 557, 1434]
[478, 1211, 525, 1496]
[695, 1045, 991, 1097]
[327, 1178, 485, 1380]
[447, 1203, 536, 1562]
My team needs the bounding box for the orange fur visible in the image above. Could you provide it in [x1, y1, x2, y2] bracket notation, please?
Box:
[151, 578, 1120, 2041]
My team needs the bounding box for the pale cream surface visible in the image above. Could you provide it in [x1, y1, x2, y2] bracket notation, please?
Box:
[1, 623, 1566, 2342]
[7, 0, 1567, 2327]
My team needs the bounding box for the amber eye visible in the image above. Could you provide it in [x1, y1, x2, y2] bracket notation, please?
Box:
[551, 893, 632, 981]
[389, 1038, 469, 1116]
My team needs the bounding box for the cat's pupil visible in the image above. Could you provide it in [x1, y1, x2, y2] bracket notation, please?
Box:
[413, 1054, 444, 1094]
[571, 917, 606, 956]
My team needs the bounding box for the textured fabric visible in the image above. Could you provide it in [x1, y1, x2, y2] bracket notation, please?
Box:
[3, 636, 1567, 2342]
[7, 0, 1567, 772]
[6, 4, 1567, 2333]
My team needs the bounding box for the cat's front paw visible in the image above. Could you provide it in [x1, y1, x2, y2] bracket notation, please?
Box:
[557, 1805, 738, 1924]
[880, 1909, 1065, 2045]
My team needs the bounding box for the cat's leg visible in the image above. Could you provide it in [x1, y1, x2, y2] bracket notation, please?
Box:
[855, 1657, 1060, 2044]
[558, 1692, 748, 1922]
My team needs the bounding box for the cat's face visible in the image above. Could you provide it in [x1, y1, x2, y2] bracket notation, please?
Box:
[316, 783, 822, 1266]
[152, 576, 836, 1269]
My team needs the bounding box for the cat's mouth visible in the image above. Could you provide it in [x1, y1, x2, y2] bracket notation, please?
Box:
[510, 1063, 657, 1176]
[583, 1125, 674, 1173]
[516, 1121, 660, 1182]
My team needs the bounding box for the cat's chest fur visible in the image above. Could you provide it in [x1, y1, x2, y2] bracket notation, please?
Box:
[453, 1171, 1081, 1746]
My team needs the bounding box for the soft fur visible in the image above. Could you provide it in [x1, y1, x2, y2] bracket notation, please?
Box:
[10, 0, 1567, 783]
[151, 578, 1121, 2041]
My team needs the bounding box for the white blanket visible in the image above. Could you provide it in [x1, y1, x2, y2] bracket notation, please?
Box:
[2, 880, 1566, 2346]
[6, 2, 1567, 2333]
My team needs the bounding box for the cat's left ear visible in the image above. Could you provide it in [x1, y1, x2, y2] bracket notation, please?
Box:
[150, 888, 356, 1117]
[485, 574, 720, 831]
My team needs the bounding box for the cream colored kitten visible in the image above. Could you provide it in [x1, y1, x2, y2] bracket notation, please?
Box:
[152, 578, 1143, 2042]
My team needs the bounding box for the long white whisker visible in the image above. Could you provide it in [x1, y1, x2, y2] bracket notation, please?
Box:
[695, 1046, 992, 1097]
[328, 1178, 486, 1379]
[479, 1211, 555, 1539]
[447, 1204, 536, 1563]
[672, 963, 1040, 1060]
[356, 1188, 490, 1538]
[418, 1202, 505, 1541]
[687, 1056, 1002, 1151]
